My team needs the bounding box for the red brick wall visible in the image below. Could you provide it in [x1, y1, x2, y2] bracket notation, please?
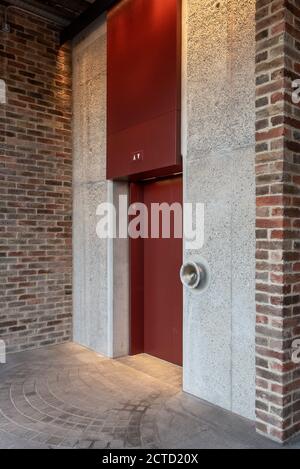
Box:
[0, 8, 72, 352]
[256, 0, 300, 443]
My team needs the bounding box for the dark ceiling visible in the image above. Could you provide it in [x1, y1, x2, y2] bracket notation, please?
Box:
[0, 0, 95, 23]
[25, 0, 95, 22]
[0, 0, 120, 43]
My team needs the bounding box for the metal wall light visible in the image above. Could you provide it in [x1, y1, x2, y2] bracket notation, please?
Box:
[180, 260, 210, 292]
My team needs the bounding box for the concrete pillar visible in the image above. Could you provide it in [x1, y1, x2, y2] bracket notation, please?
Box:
[182, 0, 256, 420]
[72, 16, 129, 358]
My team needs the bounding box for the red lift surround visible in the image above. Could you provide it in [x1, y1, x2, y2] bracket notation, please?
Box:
[107, 0, 183, 366]
[107, 0, 182, 180]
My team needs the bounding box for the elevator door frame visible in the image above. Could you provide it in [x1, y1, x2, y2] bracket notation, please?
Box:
[129, 175, 183, 365]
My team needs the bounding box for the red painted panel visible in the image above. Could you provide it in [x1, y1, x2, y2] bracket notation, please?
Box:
[130, 176, 183, 366]
[107, 0, 182, 180]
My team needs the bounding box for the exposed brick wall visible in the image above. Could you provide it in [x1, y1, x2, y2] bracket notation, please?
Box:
[0, 8, 72, 352]
[255, 0, 300, 443]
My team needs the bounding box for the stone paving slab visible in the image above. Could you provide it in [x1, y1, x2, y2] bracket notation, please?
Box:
[0, 343, 299, 449]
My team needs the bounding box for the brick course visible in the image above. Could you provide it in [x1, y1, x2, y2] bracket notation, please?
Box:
[0, 8, 72, 352]
[256, 0, 300, 443]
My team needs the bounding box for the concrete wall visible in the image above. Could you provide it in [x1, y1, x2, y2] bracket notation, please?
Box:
[72, 0, 256, 420]
[182, 0, 256, 420]
[73, 17, 129, 358]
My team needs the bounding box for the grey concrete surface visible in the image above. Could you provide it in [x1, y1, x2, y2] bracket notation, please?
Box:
[108, 182, 130, 358]
[72, 17, 129, 358]
[72, 0, 256, 422]
[0, 343, 299, 450]
[182, 0, 256, 419]
[73, 16, 109, 356]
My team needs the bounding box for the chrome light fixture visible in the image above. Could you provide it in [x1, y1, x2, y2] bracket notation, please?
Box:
[180, 262, 203, 290]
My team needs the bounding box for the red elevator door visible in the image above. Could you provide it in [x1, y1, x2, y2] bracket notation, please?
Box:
[130, 176, 183, 366]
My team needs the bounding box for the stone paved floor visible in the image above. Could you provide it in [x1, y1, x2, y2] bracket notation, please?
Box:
[0, 343, 299, 449]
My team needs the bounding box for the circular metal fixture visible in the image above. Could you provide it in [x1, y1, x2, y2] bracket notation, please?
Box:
[180, 262, 204, 290]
